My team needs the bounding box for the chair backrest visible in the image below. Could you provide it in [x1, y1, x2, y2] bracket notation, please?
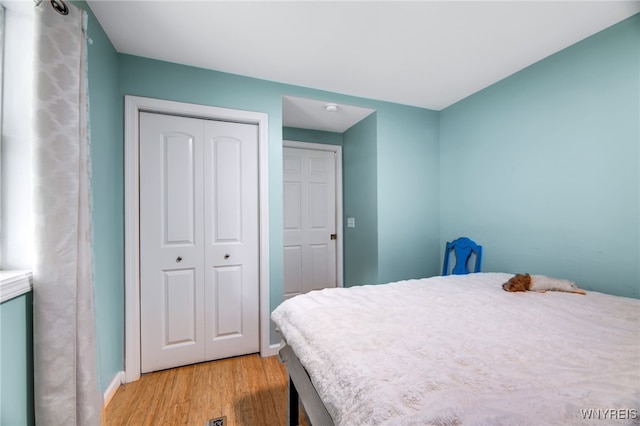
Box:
[442, 237, 482, 275]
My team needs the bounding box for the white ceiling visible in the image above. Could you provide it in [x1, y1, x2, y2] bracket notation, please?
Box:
[282, 96, 376, 133]
[87, 0, 639, 128]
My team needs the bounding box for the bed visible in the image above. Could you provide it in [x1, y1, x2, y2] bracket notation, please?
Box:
[271, 273, 640, 425]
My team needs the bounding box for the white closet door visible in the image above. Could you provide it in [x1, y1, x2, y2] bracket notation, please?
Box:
[140, 112, 259, 373]
[203, 120, 259, 360]
[140, 112, 205, 373]
[282, 147, 337, 300]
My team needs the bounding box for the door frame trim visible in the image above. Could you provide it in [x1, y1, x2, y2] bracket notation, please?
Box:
[124, 95, 270, 383]
[283, 140, 344, 289]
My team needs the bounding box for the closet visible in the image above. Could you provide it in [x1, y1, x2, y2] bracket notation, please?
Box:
[139, 112, 259, 373]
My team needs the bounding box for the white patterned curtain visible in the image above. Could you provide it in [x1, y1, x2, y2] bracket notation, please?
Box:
[32, 1, 101, 424]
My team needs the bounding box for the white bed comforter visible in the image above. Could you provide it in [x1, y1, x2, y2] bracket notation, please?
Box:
[271, 273, 640, 425]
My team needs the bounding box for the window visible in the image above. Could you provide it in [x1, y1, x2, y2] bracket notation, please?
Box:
[0, 1, 33, 298]
[1, 5, 5, 264]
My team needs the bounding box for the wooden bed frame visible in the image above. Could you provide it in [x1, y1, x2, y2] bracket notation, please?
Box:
[279, 344, 334, 426]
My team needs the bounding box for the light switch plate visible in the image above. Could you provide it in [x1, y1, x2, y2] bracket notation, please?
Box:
[347, 217, 355, 228]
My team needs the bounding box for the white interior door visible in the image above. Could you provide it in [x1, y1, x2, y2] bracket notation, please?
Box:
[283, 146, 337, 300]
[203, 120, 259, 360]
[140, 112, 259, 373]
[140, 113, 204, 373]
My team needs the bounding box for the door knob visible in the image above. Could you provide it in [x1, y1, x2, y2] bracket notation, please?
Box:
[224, 254, 230, 259]
[176, 256, 183, 263]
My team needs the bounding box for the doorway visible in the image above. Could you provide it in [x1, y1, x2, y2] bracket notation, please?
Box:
[282, 141, 343, 299]
[124, 96, 271, 383]
[281, 96, 376, 295]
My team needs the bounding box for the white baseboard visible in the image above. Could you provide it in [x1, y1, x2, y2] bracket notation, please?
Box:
[103, 371, 124, 408]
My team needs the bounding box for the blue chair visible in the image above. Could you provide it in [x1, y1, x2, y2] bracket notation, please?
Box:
[442, 237, 482, 275]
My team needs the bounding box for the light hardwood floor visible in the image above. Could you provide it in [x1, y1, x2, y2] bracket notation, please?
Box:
[105, 354, 307, 426]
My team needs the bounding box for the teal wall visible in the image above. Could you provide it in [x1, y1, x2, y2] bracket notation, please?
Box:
[0, 293, 34, 426]
[439, 14, 640, 298]
[377, 104, 441, 283]
[76, 0, 124, 395]
[283, 127, 343, 146]
[343, 114, 379, 286]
